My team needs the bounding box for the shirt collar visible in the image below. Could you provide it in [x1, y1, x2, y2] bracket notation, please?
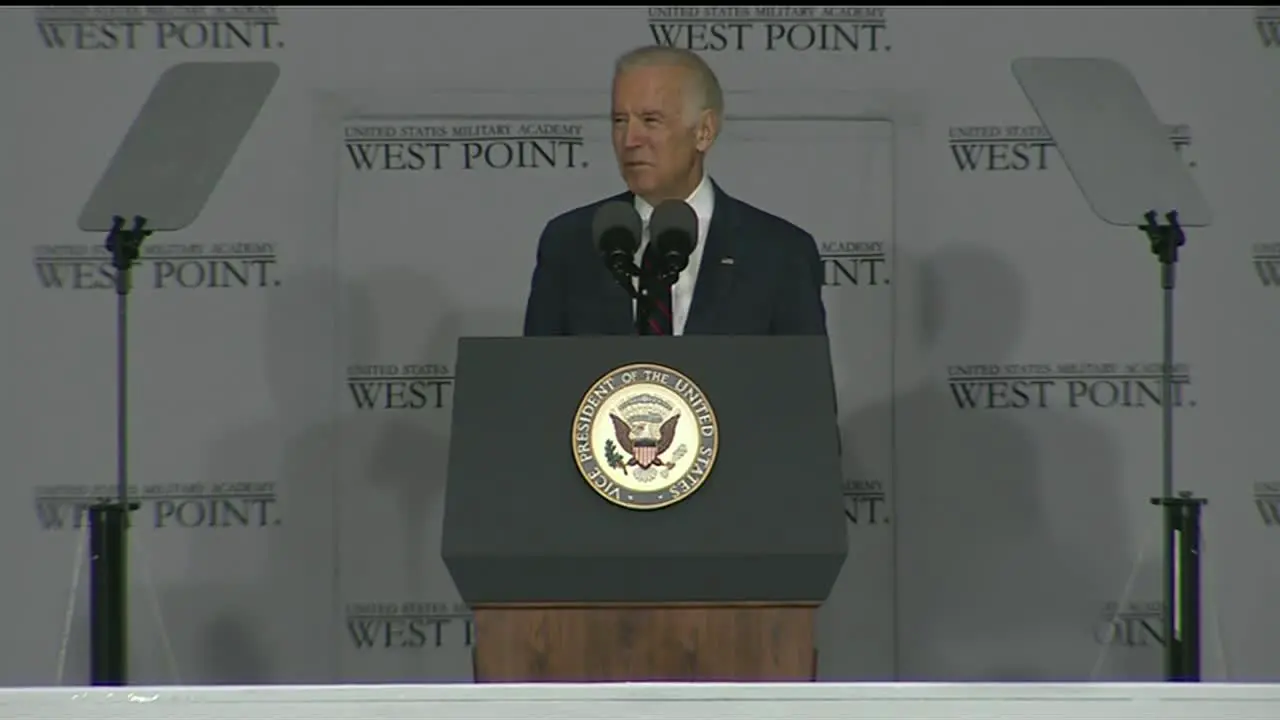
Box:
[634, 173, 714, 226]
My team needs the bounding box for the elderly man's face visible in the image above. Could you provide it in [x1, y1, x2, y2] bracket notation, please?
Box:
[611, 64, 711, 202]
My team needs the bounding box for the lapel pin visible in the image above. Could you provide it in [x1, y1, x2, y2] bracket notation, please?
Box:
[720, 257, 735, 265]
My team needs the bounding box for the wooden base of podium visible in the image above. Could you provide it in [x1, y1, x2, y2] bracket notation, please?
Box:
[471, 603, 817, 682]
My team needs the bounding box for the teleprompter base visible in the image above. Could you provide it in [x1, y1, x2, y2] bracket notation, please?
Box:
[472, 603, 817, 682]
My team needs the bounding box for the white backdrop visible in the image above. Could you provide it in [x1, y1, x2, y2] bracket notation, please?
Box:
[0, 5, 1277, 685]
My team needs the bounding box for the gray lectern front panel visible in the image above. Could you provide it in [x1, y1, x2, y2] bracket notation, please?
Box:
[441, 336, 847, 604]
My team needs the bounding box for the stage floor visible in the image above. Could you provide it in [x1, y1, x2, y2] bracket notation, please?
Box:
[2, 682, 1279, 719]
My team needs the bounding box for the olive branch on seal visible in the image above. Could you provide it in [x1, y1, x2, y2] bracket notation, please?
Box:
[603, 439, 627, 474]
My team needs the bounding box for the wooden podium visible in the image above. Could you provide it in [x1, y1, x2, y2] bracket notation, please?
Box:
[471, 604, 817, 682]
[441, 337, 847, 683]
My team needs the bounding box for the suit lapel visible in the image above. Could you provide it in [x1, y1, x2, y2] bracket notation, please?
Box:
[684, 181, 738, 335]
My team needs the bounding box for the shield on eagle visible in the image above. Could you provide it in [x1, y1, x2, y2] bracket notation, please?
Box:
[609, 410, 681, 470]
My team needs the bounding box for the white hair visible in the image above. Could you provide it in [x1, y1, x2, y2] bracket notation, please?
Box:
[614, 45, 724, 127]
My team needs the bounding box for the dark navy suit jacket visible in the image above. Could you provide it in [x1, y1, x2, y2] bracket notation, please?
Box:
[521, 182, 827, 336]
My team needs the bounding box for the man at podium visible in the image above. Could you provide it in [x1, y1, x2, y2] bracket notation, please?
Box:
[521, 45, 827, 338]
[453, 54, 845, 678]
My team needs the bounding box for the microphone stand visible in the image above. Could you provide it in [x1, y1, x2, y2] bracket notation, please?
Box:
[634, 255, 683, 335]
[606, 250, 683, 335]
[608, 260, 642, 303]
[606, 257, 656, 335]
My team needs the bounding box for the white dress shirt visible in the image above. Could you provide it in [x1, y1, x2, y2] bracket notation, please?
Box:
[632, 174, 715, 336]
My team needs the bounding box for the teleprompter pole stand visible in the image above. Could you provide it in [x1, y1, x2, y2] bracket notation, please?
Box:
[1140, 209, 1207, 682]
[71, 61, 280, 686]
[1149, 491, 1208, 682]
[89, 214, 149, 686]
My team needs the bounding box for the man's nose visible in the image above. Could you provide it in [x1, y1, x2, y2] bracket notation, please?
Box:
[623, 122, 646, 148]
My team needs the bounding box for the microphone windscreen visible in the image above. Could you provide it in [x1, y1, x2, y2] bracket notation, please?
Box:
[650, 199, 698, 255]
[591, 201, 642, 254]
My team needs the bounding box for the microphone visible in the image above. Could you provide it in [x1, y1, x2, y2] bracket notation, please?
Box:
[591, 201, 642, 278]
[650, 199, 698, 279]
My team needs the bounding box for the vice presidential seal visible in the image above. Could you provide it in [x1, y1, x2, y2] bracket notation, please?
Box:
[572, 363, 719, 510]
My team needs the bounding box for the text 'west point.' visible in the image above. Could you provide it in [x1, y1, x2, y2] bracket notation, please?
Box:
[646, 6, 889, 53]
[345, 122, 588, 173]
[947, 362, 1197, 411]
[34, 6, 283, 51]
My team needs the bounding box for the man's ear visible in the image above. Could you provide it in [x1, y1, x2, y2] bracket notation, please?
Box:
[695, 110, 718, 153]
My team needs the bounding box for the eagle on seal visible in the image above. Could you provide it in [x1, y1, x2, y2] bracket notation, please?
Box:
[609, 412, 681, 470]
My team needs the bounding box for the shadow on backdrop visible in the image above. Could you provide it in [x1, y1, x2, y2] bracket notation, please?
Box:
[159, 266, 344, 684]
[180, 264, 525, 685]
[811, 257, 897, 682]
[357, 268, 449, 626]
[364, 284, 521, 604]
[842, 244, 1133, 681]
[345, 267, 521, 682]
